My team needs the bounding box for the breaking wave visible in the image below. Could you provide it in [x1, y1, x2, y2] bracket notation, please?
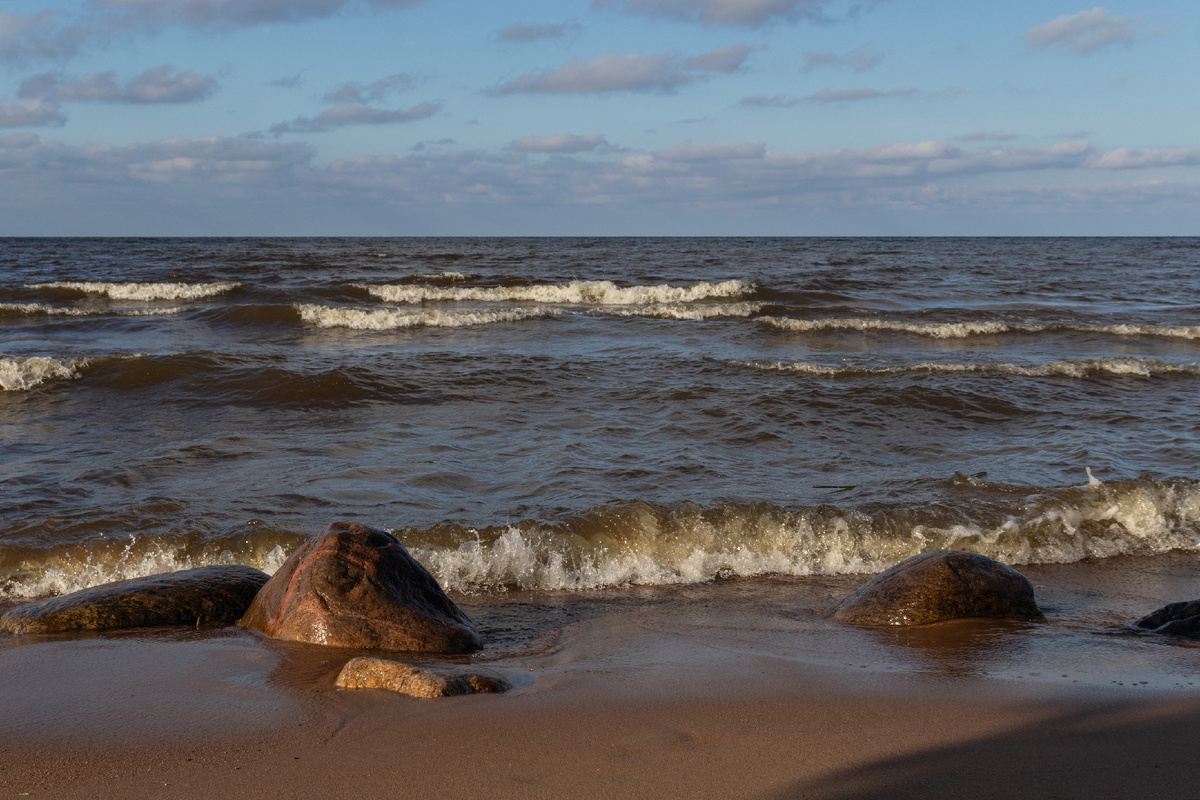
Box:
[597, 301, 764, 320]
[0, 302, 185, 318]
[27, 281, 241, 301]
[296, 304, 561, 330]
[760, 316, 1200, 340]
[359, 279, 753, 306]
[0, 356, 91, 392]
[729, 358, 1200, 379]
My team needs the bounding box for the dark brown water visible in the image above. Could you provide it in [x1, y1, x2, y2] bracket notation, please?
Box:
[2, 237, 1199, 598]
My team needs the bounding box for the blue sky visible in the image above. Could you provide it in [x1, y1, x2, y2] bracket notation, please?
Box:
[1, 1, 1197, 235]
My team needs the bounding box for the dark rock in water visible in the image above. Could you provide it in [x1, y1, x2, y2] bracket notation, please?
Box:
[238, 521, 480, 653]
[336, 657, 510, 698]
[0, 565, 269, 635]
[827, 550, 1045, 626]
[1136, 601, 1200, 637]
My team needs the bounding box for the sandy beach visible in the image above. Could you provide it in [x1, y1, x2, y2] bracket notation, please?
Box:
[3, 553, 1199, 799]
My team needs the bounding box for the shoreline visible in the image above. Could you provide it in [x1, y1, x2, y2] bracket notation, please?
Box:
[4, 553, 1200, 798]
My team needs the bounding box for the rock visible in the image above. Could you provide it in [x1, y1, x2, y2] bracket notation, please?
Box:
[1135, 600, 1200, 637]
[827, 550, 1045, 626]
[336, 657, 510, 698]
[238, 521, 480, 653]
[0, 565, 269, 635]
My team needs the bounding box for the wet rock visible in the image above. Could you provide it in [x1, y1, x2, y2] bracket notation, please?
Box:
[0, 565, 269, 635]
[827, 550, 1045, 626]
[336, 657, 510, 698]
[1136, 600, 1200, 637]
[238, 521, 480, 653]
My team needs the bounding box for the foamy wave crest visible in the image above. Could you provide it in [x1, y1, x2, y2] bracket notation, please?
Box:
[27, 281, 240, 300]
[0, 302, 185, 318]
[360, 279, 753, 306]
[0, 356, 89, 391]
[398, 477, 1200, 592]
[760, 316, 1200, 340]
[296, 303, 561, 330]
[1, 539, 292, 599]
[729, 358, 1200, 379]
[598, 302, 764, 320]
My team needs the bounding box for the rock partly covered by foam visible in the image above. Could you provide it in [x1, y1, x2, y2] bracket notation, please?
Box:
[827, 550, 1045, 626]
[238, 521, 480, 653]
[336, 657, 510, 698]
[1135, 601, 1200, 637]
[0, 565, 269, 635]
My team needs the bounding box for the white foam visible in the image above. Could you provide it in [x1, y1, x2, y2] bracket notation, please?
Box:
[729, 358, 1200, 379]
[296, 303, 561, 330]
[0, 302, 184, 318]
[760, 316, 1200, 340]
[27, 281, 240, 301]
[0, 356, 89, 391]
[414, 271, 472, 282]
[359, 279, 753, 306]
[597, 301, 764, 320]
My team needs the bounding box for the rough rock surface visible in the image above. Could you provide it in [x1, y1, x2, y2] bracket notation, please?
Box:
[336, 657, 510, 698]
[1136, 600, 1200, 637]
[238, 521, 480, 653]
[0, 565, 269, 635]
[827, 550, 1045, 626]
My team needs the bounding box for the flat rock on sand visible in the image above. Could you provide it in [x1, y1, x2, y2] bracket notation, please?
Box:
[0, 565, 269, 634]
[827, 549, 1045, 626]
[1136, 600, 1200, 637]
[238, 521, 480, 653]
[336, 657, 511, 698]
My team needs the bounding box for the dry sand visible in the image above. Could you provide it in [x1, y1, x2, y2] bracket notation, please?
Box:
[3, 554, 1200, 799]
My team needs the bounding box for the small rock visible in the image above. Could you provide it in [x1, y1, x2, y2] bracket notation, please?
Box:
[0, 565, 269, 635]
[238, 521, 480, 653]
[827, 550, 1045, 626]
[1136, 600, 1200, 637]
[336, 657, 511, 698]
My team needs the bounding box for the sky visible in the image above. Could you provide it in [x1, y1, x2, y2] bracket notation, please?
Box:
[1, 0, 1197, 235]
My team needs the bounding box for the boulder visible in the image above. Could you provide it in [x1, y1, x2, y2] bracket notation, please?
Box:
[0, 565, 269, 635]
[1135, 600, 1200, 637]
[238, 521, 479, 653]
[336, 657, 510, 698]
[827, 550, 1045, 626]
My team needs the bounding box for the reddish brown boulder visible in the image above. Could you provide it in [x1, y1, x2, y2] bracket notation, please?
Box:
[0, 565, 269, 635]
[238, 521, 479, 653]
[827, 550, 1045, 626]
[336, 657, 510, 698]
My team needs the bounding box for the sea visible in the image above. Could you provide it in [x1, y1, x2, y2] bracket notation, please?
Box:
[2, 237, 1199, 608]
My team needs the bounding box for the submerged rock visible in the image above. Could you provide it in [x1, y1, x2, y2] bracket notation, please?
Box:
[1135, 600, 1200, 637]
[827, 550, 1045, 626]
[238, 521, 480, 653]
[336, 657, 510, 698]
[0, 565, 269, 635]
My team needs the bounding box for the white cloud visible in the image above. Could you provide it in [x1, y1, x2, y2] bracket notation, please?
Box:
[740, 87, 914, 106]
[1025, 7, 1136, 55]
[0, 99, 66, 128]
[497, 21, 581, 43]
[324, 74, 418, 104]
[802, 45, 882, 72]
[269, 101, 440, 135]
[495, 46, 751, 94]
[0, 11, 94, 61]
[510, 134, 609, 153]
[21, 66, 216, 104]
[593, 0, 828, 26]
[95, 0, 426, 29]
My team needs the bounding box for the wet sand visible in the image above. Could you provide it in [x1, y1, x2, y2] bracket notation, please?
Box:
[3, 553, 1200, 799]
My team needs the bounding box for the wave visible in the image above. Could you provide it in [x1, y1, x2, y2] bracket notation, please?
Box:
[26, 281, 241, 301]
[296, 304, 562, 330]
[0, 302, 185, 318]
[728, 357, 1200, 379]
[6, 475, 1196, 597]
[0, 356, 91, 392]
[358, 279, 753, 306]
[597, 302, 764, 320]
[760, 316, 1200, 340]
